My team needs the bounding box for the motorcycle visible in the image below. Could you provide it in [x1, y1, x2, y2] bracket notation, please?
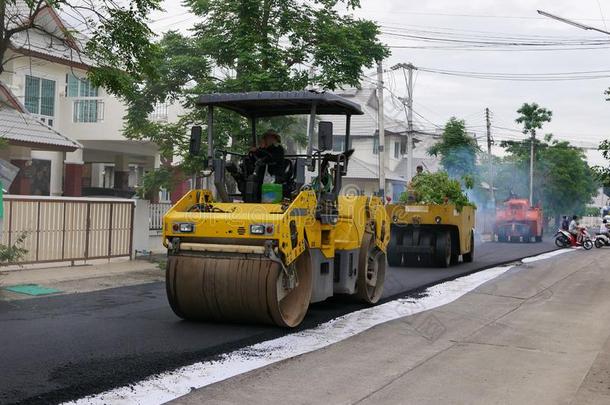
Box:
[554, 228, 593, 250]
[594, 232, 610, 248]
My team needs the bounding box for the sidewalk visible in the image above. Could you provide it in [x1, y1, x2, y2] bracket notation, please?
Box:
[171, 248, 610, 405]
[0, 257, 164, 301]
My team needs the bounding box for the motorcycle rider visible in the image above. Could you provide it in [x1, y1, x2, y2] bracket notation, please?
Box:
[569, 215, 583, 244]
[600, 219, 610, 238]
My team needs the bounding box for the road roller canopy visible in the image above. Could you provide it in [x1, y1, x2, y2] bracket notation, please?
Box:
[196, 91, 364, 117]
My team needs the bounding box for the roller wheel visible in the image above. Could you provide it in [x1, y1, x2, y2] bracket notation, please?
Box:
[387, 231, 403, 267]
[450, 253, 460, 266]
[403, 253, 418, 267]
[463, 232, 474, 263]
[357, 233, 386, 304]
[434, 231, 451, 268]
[166, 251, 313, 328]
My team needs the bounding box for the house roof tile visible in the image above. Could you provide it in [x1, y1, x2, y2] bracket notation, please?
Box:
[0, 82, 82, 152]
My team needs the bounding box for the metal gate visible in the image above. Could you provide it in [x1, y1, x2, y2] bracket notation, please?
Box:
[1, 195, 134, 264]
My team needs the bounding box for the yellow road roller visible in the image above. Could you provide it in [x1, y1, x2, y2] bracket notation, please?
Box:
[385, 203, 475, 268]
[163, 92, 390, 327]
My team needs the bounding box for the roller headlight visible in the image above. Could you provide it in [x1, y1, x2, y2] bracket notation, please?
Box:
[179, 222, 194, 232]
[250, 224, 266, 235]
[173, 222, 194, 233]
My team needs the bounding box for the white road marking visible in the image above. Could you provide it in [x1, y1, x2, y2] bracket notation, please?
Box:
[64, 249, 572, 405]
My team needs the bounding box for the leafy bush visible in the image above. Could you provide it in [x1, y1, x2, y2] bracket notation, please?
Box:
[0, 233, 28, 264]
[136, 166, 174, 199]
[400, 171, 475, 211]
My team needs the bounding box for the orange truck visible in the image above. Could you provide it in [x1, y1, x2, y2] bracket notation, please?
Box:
[494, 198, 543, 243]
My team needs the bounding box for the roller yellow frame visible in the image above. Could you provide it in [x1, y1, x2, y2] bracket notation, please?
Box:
[163, 92, 390, 328]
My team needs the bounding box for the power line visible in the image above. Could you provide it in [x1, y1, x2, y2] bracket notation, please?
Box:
[597, 0, 608, 31]
[380, 23, 607, 40]
[380, 10, 607, 22]
[387, 44, 610, 52]
[381, 26, 610, 43]
[415, 66, 610, 81]
[381, 30, 610, 47]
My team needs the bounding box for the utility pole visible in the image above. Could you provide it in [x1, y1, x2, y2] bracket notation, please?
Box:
[529, 130, 535, 204]
[485, 108, 495, 207]
[377, 60, 385, 199]
[392, 62, 417, 182]
[405, 63, 415, 183]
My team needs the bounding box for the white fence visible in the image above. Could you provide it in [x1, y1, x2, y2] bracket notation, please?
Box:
[581, 216, 601, 230]
[149, 202, 172, 230]
[2, 195, 134, 264]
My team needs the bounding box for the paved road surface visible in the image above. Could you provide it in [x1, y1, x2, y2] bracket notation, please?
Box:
[0, 241, 556, 405]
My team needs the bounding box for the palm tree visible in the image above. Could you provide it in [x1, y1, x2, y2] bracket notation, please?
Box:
[516, 103, 552, 204]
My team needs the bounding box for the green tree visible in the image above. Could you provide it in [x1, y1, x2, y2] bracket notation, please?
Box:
[0, 1, 160, 85]
[428, 117, 480, 181]
[120, 0, 389, 193]
[498, 135, 597, 224]
[593, 139, 610, 188]
[515, 102, 552, 203]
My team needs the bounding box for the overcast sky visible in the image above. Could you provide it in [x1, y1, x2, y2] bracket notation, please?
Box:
[149, 0, 610, 165]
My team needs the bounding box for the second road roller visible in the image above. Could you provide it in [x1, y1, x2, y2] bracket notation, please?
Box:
[163, 91, 389, 327]
[385, 172, 476, 268]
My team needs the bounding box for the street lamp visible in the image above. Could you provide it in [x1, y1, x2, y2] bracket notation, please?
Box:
[537, 10, 610, 35]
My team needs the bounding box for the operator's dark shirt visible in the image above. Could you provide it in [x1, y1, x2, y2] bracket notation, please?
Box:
[250, 144, 285, 177]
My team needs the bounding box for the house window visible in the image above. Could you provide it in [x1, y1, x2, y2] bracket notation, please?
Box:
[67, 74, 103, 122]
[333, 136, 344, 152]
[150, 102, 169, 122]
[73, 100, 104, 123]
[373, 137, 379, 154]
[394, 142, 400, 158]
[25, 75, 56, 117]
[332, 135, 352, 152]
[67, 74, 98, 97]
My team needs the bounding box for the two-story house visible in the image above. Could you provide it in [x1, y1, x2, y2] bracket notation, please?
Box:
[320, 86, 441, 202]
[0, 3, 160, 197]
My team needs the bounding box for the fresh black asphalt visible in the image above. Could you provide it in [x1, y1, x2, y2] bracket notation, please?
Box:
[0, 241, 557, 405]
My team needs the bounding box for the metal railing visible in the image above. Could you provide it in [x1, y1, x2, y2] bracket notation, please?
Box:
[149, 202, 172, 231]
[1, 195, 134, 264]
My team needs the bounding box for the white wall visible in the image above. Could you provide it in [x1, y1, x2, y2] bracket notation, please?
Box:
[1, 51, 161, 194]
[351, 134, 405, 172]
[1, 52, 127, 142]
